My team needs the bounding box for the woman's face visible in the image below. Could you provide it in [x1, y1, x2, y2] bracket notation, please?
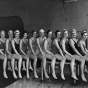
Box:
[33, 32, 37, 38]
[83, 32, 88, 40]
[9, 31, 13, 38]
[48, 31, 52, 38]
[1, 32, 5, 38]
[40, 31, 44, 37]
[72, 31, 77, 38]
[23, 33, 27, 39]
[64, 31, 68, 38]
[15, 33, 20, 38]
[57, 32, 61, 38]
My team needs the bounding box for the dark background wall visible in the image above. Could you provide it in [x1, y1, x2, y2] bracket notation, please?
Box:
[0, 0, 88, 32]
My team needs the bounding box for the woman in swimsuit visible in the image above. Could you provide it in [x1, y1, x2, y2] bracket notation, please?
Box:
[36, 29, 49, 79]
[61, 29, 78, 80]
[53, 30, 66, 80]
[69, 29, 86, 82]
[6, 30, 17, 79]
[44, 30, 57, 79]
[28, 30, 38, 78]
[0, 30, 8, 78]
[12, 30, 22, 78]
[20, 31, 30, 78]
[77, 31, 88, 82]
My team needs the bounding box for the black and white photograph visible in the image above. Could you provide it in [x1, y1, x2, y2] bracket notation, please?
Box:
[0, 0, 88, 88]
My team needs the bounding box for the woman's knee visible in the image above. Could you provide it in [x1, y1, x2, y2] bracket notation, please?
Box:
[25, 55, 29, 60]
[65, 54, 71, 60]
[18, 55, 22, 60]
[55, 54, 62, 60]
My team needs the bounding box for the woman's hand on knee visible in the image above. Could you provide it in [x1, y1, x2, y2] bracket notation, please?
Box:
[70, 55, 75, 59]
[51, 54, 55, 58]
[62, 56, 66, 60]
[34, 55, 37, 58]
[4, 54, 7, 57]
[18, 55, 22, 58]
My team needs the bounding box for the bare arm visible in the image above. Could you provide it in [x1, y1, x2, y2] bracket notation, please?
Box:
[6, 39, 12, 55]
[20, 39, 26, 55]
[0, 49, 4, 55]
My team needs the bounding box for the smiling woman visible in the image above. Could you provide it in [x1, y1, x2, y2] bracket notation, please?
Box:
[0, 16, 24, 88]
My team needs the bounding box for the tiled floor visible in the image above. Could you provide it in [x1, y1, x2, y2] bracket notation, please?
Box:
[6, 66, 88, 88]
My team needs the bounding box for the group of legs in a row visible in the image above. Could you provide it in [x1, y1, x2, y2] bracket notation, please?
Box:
[0, 29, 88, 82]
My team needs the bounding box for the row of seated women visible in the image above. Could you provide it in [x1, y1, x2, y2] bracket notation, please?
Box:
[0, 29, 88, 82]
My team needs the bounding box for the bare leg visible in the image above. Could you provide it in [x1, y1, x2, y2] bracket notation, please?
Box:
[60, 59, 66, 80]
[74, 55, 87, 82]
[33, 57, 38, 78]
[55, 54, 66, 80]
[81, 59, 87, 82]
[22, 61, 26, 71]
[26, 58, 30, 78]
[8, 61, 12, 71]
[18, 56, 22, 78]
[11, 58, 17, 79]
[29, 54, 38, 78]
[38, 53, 49, 79]
[42, 57, 49, 78]
[15, 61, 18, 71]
[51, 57, 57, 79]
[29, 61, 33, 70]
[45, 54, 57, 79]
[65, 54, 78, 80]
[3, 55, 8, 78]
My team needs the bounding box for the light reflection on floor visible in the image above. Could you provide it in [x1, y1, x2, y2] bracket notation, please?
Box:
[6, 67, 88, 88]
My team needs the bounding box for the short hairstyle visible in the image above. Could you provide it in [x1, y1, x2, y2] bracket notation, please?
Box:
[8, 30, 13, 34]
[55, 30, 61, 37]
[63, 29, 67, 34]
[47, 30, 52, 35]
[32, 30, 37, 34]
[22, 30, 27, 37]
[23, 30, 27, 34]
